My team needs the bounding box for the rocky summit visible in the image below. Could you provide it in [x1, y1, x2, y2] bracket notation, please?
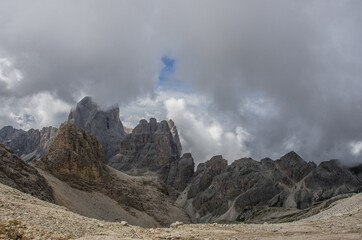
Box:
[0, 144, 54, 202]
[68, 96, 126, 161]
[109, 118, 191, 183]
[35, 123, 109, 190]
[0, 96, 361, 230]
[177, 152, 362, 223]
[35, 123, 190, 227]
[0, 126, 58, 161]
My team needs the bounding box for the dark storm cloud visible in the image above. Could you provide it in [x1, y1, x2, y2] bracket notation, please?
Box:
[1, 0, 361, 164]
[155, 1, 362, 164]
[0, 0, 163, 106]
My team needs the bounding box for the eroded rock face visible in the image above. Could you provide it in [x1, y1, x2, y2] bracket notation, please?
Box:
[67, 96, 126, 161]
[0, 144, 54, 202]
[0, 126, 58, 161]
[275, 151, 316, 183]
[168, 119, 182, 157]
[0, 126, 25, 144]
[109, 118, 182, 182]
[36, 123, 108, 189]
[177, 152, 361, 223]
[36, 123, 189, 227]
[167, 153, 195, 192]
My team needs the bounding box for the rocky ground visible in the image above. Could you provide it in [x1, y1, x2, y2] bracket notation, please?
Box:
[0, 182, 361, 240]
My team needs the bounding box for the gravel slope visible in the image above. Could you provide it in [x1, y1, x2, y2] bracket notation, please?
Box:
[0, 182, 361, 240]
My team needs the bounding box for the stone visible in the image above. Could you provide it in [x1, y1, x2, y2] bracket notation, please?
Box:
[168, 119, 182, 157]
[109, 118, 182, 182]
[167, 153, 195, 192]
[67, 96, 126, 161]
[120, 221, 129, 226]
[0, 126, 58, 161]
[0, 126, 25, 144]
[275, 151, 316, 183]
[170, 221, 184, 228]
[35, 123, 109, 190]
[0, 144, 54, 202]
[177, 153, 361, 223]
[36, 123, 190, 227]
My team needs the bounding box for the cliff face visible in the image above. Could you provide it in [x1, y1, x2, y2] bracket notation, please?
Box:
[67, 96, 126, 161]
[0, 126, 58, 161]
[109, 118, 183, 182]
[36, 123, 190, 227]
[36, 123, 108, 190]
[0, 144, 54, 202]
[177, 152, 362, 223]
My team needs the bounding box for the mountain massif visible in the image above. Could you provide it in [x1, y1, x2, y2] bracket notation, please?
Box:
[0, 96, 361, 228]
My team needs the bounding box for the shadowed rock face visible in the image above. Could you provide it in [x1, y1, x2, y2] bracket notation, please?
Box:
[275, 151, 316, 183]
[0, 126, 25, 144]
[0, 126, 58, 161]
[67, 96, 126, 161]
[168, 119, 182, 157]
[36, 123, 190, 227]
[349, 164, 362, 181]
[109, 118, 182, 182]
[167, 153, 195, 192]
[0, 144, 54, 202]
[177, 152, 361, 223]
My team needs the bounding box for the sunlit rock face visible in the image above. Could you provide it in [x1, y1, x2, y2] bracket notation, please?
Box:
[36, 123, 108, 189]
[67, 96, 126, 161]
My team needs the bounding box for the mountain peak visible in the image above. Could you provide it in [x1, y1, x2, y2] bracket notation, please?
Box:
[280, 151, 303, 162]
[68, 96, 126, 161]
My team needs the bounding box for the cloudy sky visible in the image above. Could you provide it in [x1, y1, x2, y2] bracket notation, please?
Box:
[1, 0, 362, 165]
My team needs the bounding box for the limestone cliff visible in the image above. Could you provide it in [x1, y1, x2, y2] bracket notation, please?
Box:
[67, 96, 126, 161]
[36, 123, 190, 227]
[0, 126, 58, 161]
[177, 152, 361, 223]
[109, 118, 182, 182]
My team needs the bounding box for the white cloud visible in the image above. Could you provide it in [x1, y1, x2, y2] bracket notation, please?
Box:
[0, 92, 71, 130]
[164, 98, 250, 164]
[350, 141, 362, 156]
[0, 58, 23, 89]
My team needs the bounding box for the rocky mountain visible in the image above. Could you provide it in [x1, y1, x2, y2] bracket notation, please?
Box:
[67, 96, 126, 161]
[35, 123, 189, 227]
[109, 118, 194, 187]
[176, 152, 361, 223]
[0, 126, 25, 143]
[0, 144, 54, 202]
[0, 126, 57, 161]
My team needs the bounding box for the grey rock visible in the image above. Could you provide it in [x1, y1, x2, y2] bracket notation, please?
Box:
[67, 96, 126, 161]
[0, 143, 54, 202]
[167, 153, 195, 192]
[348, 163, 362, 182]
[36, 123, 190, 227]
[168, 119, 182, 157]
[177, 152, 361, 223]
[0, 126, 58, 161]
[109, 118, 182, 182]
[0, 126, 25, 143]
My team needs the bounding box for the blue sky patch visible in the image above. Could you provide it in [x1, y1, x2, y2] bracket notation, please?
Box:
[158, 56, 192, 92]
